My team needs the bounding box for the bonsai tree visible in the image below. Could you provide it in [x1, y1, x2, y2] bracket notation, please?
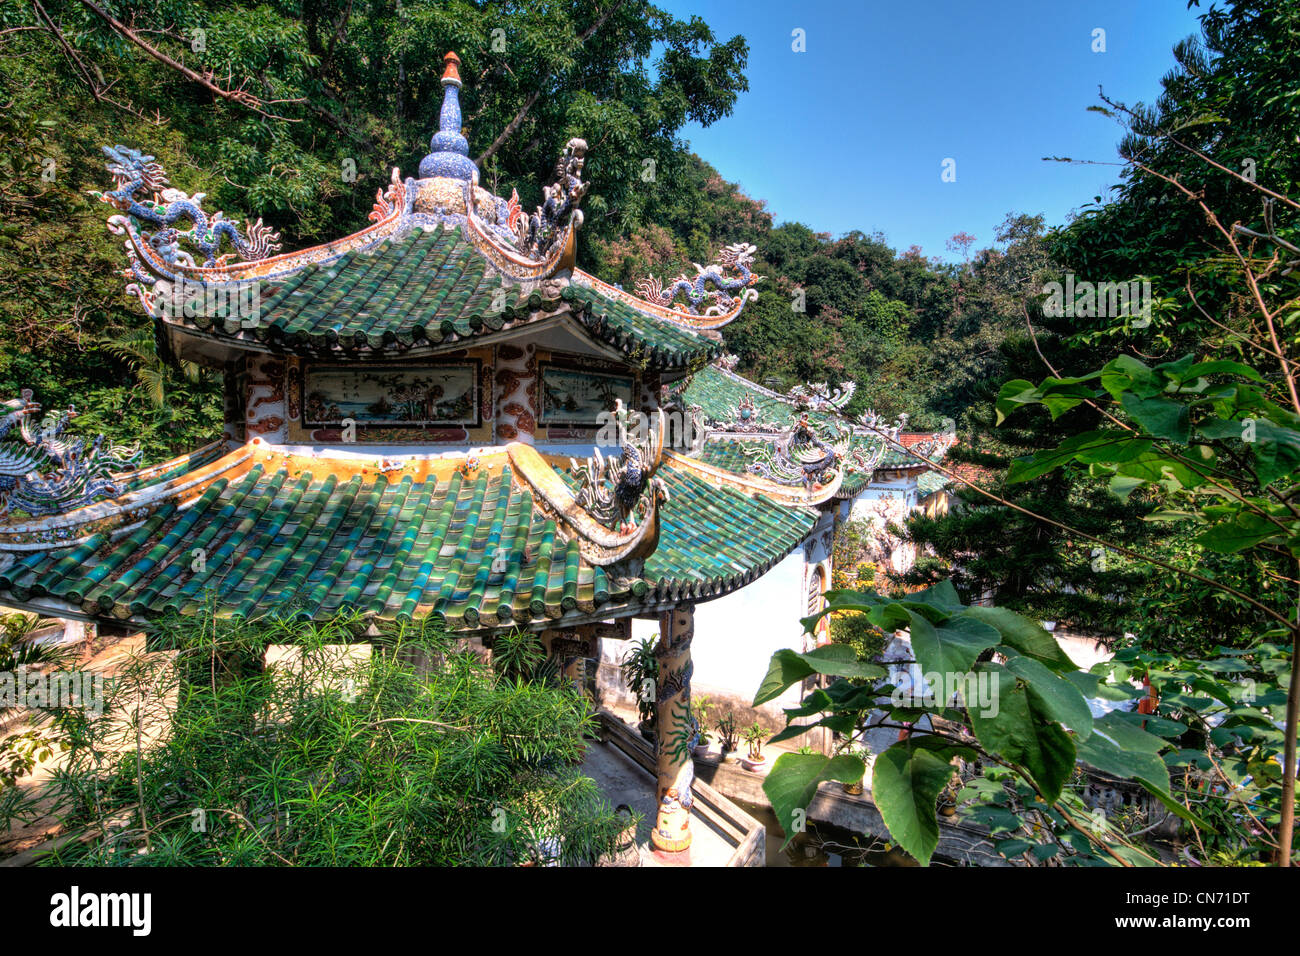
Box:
[743, 722, 770, 762]
[715, 712, 739, 753]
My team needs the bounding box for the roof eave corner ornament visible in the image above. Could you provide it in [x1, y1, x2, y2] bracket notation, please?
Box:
[505, 402, 668, 570]
[635, 242, 764, 326]
[0, 390, 142, 523]
[569, 399, 669, 536]
[744, 412, 847, 505]
[519, 137, 589, 264]
[791, 380, 856, 414]
[90, 145, 282, 312]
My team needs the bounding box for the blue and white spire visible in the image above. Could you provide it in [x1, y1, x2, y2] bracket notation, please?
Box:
[419, 52, 478, 181]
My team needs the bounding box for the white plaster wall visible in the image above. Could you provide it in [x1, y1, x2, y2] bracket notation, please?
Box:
[848, 475, 918, 517]
[631, 546, 808, 713]
[1053, 630, 1114, 671]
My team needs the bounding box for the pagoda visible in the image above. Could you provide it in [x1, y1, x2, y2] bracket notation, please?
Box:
[0, 53, 945, 856]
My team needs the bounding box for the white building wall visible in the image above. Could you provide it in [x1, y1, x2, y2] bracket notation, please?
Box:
[629, 537, 818, 715]
[848, 475, 918, 517]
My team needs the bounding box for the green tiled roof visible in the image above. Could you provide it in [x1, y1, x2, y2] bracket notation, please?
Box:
[0, 446, 814, 631]
[118, 441, 226, 493]
[684, 365, 796, 425]
[170, 226, 720, 369]
[916, 471, 949, 495]
[683, 364, 936, 497]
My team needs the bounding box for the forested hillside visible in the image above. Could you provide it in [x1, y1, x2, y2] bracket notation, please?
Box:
[0, 0, 1047, 458]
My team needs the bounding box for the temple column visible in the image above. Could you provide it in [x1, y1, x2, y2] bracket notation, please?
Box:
[651, 603, 695, 856]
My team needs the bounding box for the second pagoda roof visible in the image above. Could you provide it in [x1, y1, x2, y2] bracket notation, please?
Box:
[0, 440, 815, 632]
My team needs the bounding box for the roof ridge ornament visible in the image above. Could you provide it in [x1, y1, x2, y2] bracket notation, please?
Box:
[518, 138, 589, 259]
[860, 408, 909, 444]
[418, 52, 477, 181]
[712, 393, 768, 433]
[790, 380, 856, 414]
[370, 167, 408, 223]
[744, 412, 847, 492]
[0, 390, 142, 520]
[92, 145, 282, 270]
[636, 242, 763, 317]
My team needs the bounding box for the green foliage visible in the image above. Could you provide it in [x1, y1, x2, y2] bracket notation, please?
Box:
[0, 1, 749, 462]
[619, 635, 658, 729]
[0, 611, 75, 790]
[742, 721, 768, 760]
[754, 581, 1225, 866]
[714, 710, 738, 752]
[5, 610, 625, 865]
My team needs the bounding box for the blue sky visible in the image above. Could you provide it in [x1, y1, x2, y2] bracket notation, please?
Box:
[657, 0, 1206, 260]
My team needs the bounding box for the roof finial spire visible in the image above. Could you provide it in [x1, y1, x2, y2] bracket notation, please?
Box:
[418, 51, 476, 181]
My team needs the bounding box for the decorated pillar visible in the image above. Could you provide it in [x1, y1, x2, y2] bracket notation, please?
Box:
[494, 343, 538, 445]
[651, 603, 695, 855]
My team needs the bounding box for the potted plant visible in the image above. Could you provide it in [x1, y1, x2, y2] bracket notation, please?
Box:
[741, 722, 770, 772]
[692, 696, 714, 759]
[619, 637, 658, 741]
[938, 772, 962, 817]
[715, 712, 740, 762]
[693, 725, 713, 760]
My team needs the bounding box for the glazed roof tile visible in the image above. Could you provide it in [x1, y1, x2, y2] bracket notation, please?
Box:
[162, 225, 722, 369]
[0, 442, 814, 632]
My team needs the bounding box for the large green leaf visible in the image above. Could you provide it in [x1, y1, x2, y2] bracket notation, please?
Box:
[871, 742, 959, 866]
[966, 664, 1075, 801]
[753, 644, 885, 705]
[907, 611, 1000, 678]
[1003, 652, 1093, 738]
[1073, 712, 1188, 822]
[762, 752, 866, 848]
[1101, 355, 1161, 400]
[1007, 430, 1152, 484]
[1195, 509, 1283, 553]
[1119, 393, 1190, 442]
[1072, 710, 1204, 825]
[963, 605, 1077, 671]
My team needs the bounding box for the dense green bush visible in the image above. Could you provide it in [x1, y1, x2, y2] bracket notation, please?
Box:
[8, 610, 625, 866]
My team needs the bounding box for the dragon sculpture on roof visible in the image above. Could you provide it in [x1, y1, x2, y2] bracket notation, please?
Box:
[92, 145, 282, 269]
[790, 380, 856, 414]
[0, 390, 141, 519]
[518, 138, 590, 259]
[635, 243, 764, 316]
[569, 401, 670, 534]
[711, 393, 769, 434]
[860, 409, 957, 461]
[90, 145, 282, 315]
[744, 413, 849, 490]
[860, 408, 909, 443]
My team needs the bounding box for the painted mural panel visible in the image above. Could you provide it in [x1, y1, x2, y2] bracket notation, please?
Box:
[538, 362, 634, 426]
[303, 363, 480, 427]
